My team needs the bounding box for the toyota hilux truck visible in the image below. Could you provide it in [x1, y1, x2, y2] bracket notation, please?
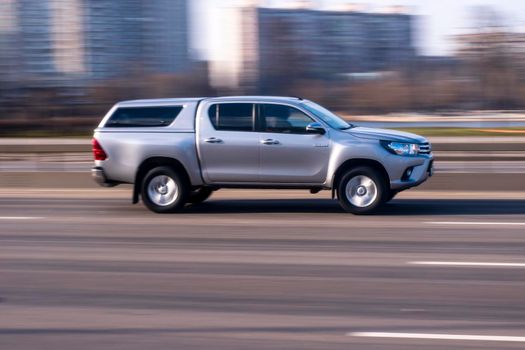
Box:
[92, 96, 433, 214]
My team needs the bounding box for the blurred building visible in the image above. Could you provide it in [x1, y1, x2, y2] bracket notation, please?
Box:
[144, 0, 190, 74]
[84, 0, 190, 79]
[0, 0, 20, 84]
[3, 0, 87, 85]
[239, 6, 416, 92]
[0, 0, 191, 85]
[16, 0, 57, 79]
[51, 0, 85, 76]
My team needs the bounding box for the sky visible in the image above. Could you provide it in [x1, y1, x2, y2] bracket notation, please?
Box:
[190, 0, 525, 59]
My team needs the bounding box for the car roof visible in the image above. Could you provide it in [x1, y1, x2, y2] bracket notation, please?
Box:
[205, 96, 303, 103]
[117, 97, 205, 107]
[117, 96, 306, 107]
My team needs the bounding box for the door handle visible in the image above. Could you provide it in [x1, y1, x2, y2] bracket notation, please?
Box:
[261, 139, 279, 145]
[204, 137, 223, 144]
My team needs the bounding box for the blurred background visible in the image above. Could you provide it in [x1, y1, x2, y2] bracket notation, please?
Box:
[1, 0, 525, 135]
[2, 2, 525, 350]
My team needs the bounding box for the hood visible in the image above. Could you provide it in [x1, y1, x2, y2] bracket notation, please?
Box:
[346, 126, 427, 143]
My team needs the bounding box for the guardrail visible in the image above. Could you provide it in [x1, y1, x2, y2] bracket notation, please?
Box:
[2, 137, 525, 161]
[1, 138, 524, 190]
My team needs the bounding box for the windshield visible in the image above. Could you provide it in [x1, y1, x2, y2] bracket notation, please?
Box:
[301, 101, 353, 130]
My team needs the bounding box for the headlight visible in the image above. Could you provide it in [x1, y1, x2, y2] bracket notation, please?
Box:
[381, 141, 420, 156]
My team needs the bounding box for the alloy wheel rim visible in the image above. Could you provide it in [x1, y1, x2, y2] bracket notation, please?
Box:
[345, 175, 378, 208]
[147, 175, 178, 206]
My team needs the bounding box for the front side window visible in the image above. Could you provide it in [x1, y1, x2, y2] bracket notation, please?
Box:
[301, 101, 352, 130]
[208, 103, 254, 131]
[105, 106, 182, 127]
[260, 104, 313, 134]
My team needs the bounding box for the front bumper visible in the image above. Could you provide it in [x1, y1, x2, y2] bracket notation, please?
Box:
[91, 167, 118, 187]
[390, 156, 434, 191]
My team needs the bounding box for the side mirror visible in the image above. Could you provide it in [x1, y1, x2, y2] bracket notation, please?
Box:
[306, 122, 326, 135]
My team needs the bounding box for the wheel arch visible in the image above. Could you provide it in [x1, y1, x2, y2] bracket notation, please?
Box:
[133, 157, 191, 204]
[331, 158, 390, 199]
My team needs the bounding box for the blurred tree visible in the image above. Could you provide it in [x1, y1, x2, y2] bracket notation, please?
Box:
[457, 6, 525, 109]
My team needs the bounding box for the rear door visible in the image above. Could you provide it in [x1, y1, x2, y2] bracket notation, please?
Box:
[197, 102, 260, 183]
[257, 103, 330, 184]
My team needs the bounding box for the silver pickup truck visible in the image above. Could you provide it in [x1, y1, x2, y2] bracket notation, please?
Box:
[92, 96, 433, 214]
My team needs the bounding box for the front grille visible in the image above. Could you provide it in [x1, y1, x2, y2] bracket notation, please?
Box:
[418, 142, 431, 154]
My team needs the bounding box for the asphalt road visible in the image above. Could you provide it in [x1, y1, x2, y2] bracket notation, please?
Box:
[1, 189, 525, 349]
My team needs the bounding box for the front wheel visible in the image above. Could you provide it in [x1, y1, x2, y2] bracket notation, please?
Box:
[188, 187, 214, 204]
[385, 190, 398, 202]
[337, 166, 387, 214]
[141, 166, 188, 213]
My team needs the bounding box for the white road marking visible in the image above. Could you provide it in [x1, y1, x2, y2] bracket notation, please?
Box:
[426, 221, 525, 226]
[408, 261, 525, 267]
[0, 217, 44, 220]
[349, 332, 525, 342]
[400, 308, 426, 312]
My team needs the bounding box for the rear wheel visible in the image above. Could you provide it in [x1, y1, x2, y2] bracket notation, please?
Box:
[188, 187, 214, 204]
[141, 166, 188, 213]
[337, 166, 387, 214]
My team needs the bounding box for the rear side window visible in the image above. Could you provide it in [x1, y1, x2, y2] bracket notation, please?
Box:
[208, 103, 254, 131]
[105, 106, 182, 127]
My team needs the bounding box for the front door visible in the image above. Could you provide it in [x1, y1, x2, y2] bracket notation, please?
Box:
[258, 103, 330, 184]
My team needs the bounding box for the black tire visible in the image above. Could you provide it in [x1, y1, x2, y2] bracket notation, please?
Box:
[188, 187, 214, 204]
[385, 190, 398, 202]
[141, 166, 188, 213]
[337, 166, 387, 214]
